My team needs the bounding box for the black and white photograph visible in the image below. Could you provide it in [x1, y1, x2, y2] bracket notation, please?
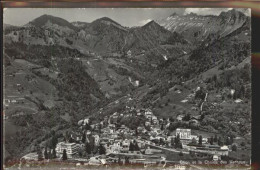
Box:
[3, 8, 251, 169]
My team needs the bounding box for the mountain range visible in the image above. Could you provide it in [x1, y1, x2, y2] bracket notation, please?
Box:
[3, 9, 251, 160]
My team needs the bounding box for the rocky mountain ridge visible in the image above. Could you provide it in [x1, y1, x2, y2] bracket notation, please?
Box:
[157, 9, 249, 43]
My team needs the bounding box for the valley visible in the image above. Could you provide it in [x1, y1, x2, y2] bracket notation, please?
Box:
[3, 8, 251, 168]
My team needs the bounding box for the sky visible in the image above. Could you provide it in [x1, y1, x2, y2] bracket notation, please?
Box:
[3, 8, 250, 27]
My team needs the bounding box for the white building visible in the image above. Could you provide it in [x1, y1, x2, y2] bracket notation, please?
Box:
[93, 134, 100, 146]
[56, 142, 80, 159]
[176, 115, 184, 122]
[45, 30, 50, 36]
[70, 132, 82, 142]
[127, 50, 132, 56]
[107, 143, 121, 154]
[121, 139, 130, 153]
[220, 145, 229, 151]
[176, 128, 191, 140]
[145, 110, 153, 119]
[134, 80, 139, 87]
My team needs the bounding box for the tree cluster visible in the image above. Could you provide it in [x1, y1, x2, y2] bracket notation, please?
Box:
[129, 140, 140, 151]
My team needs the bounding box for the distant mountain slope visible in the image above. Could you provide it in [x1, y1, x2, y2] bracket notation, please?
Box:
[157, 13, 250, 84]
[122, 21, 192, 65]
[3, 23, 17, 30]
[25, 14, 78, 30]
[157, 9, 249, 43]
[91, 17, 123, 28]
[80, 17, 129, 54]
[189, 16, 250, 69]
[3, 24, 20, 34]
[124, 21, 172, 53]
[4, 43, 105, 108]
[71, 21, 89, 28]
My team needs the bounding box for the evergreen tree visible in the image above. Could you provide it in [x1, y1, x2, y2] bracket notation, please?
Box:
[44, 147, 48, 159]
[64, 131, 70, 142]
[78, 149, 83, 157]
[129, 142, 135, 151]
[179, 142, 183, 149]
[240, 142, 246, 147]
[199, 135, 202, 145]
[99, 144, 106, 155]
[52, 148, 57, 158]
[134, 142, 140, 151]
[85, 142, 92, 155]
[62, 149, 68, 160]
[183, 114, 191, 121]
[92, 145, 98, 155]
[225, 137, 230, 145]
[37, 147, 43, 161]
[174, 135, 178, 146]
[218, 137, 223, 146]
[171, 137, 174, 147]
[169, 116, 174, 122]
[166, 130, 171, 136]
[51, 135, 58, 149]
[200, 114, 205, 121]
[174, 134, 182, 148]
[230, 136, 234, 144]
[210, 136, 214, 145]
[160, 123, 164, 131]
[159, 138, 164, 145]
[82, 132, 86, 143]
[88, 135, 95, 150]
[118, 157, 122, 165]
[99, 125, 102, 134]
[85, 123, 91, 130]
[191, 138, 197, 145]
[232, 144, 237, 151]
[179, 151, 184, 157]
[69, 137, 74, 143]
[214, 134, 218, 142]
[195, 87, 206, 100]
[125, 157, 130, 164]
[48, 149, 52, 159]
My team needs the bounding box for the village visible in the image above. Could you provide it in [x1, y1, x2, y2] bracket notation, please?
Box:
[19, 104, 239, 168]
